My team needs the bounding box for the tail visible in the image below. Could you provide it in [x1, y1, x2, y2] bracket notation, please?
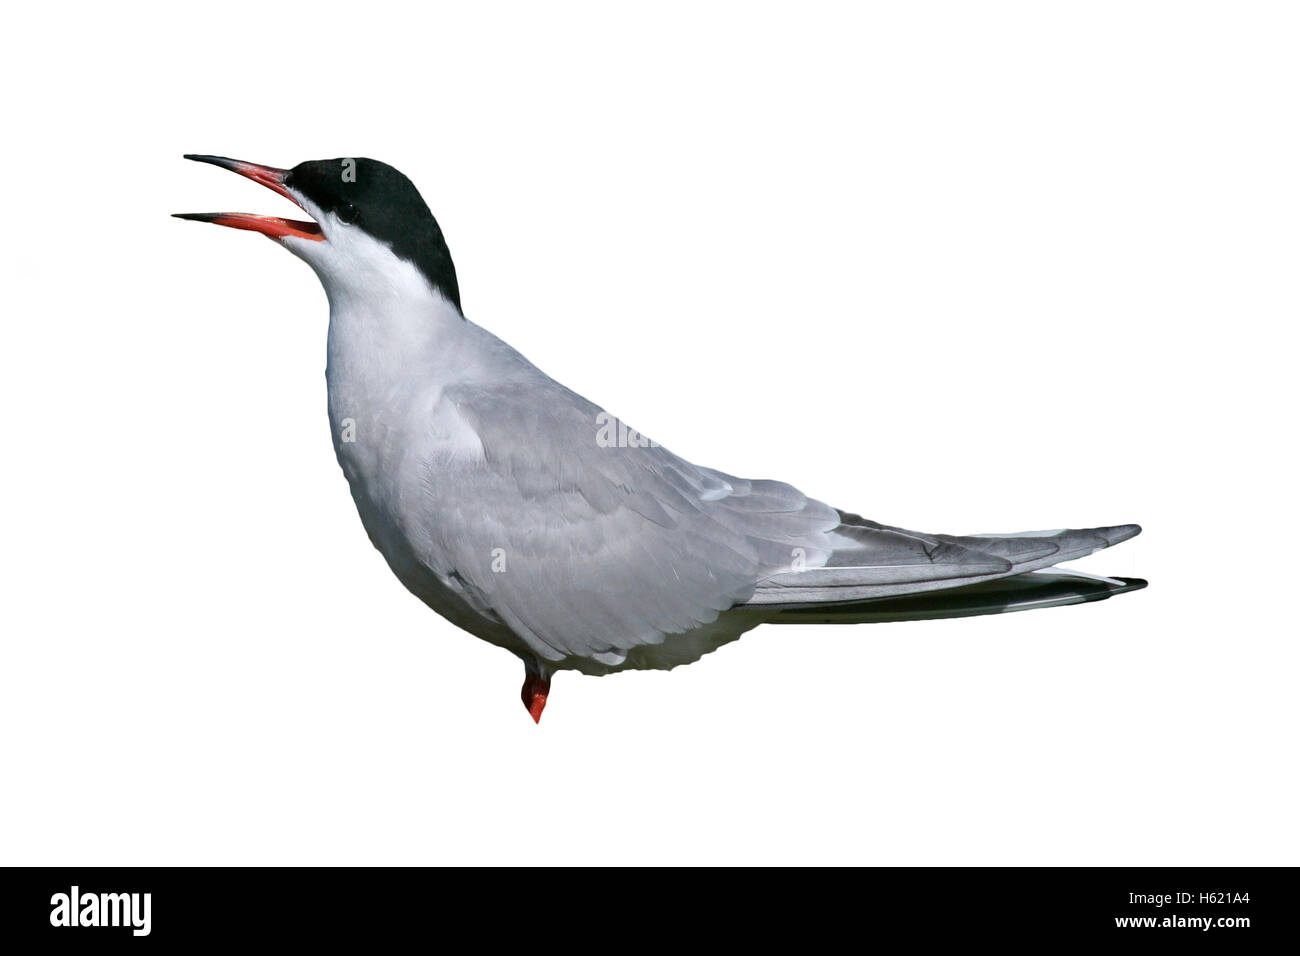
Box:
[746, 518, 1144, 622]
[767, 569, 1147, 625]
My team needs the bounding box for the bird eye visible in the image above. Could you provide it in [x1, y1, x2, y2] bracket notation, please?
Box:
[337, 202, 360, 223]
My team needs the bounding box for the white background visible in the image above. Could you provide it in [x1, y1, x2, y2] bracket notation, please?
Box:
[2, 2, 1296, 865]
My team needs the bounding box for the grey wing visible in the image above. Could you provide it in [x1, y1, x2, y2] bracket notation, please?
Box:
[430, 380, 840, 663]
[746, 514, 1142, 606]
[432, 380, 1139, 664]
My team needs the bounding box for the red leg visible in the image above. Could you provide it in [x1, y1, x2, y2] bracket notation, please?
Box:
[521, 671, 551, 723]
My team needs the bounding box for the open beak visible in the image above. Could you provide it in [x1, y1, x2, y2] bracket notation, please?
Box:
[173, 155, 324, 241]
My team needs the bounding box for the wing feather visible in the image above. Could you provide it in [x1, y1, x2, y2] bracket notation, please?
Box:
[417, 376, 1139, 662]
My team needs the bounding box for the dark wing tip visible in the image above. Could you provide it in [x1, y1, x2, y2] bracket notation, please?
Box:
[1110, 576, 1148, 592]
[1099, 524, 1142, 545]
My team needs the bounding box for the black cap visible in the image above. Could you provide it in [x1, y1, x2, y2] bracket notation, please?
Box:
[287, 158, 462, 313]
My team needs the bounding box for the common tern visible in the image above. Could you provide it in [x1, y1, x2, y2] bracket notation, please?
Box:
[177, 154, 1145, 722]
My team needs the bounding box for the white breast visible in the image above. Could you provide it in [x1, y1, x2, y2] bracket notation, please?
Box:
[299, 221, 477, 569]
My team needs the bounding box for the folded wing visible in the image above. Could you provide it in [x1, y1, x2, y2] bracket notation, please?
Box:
[425, 378, 1140, 665]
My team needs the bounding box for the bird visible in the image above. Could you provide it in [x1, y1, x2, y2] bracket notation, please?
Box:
[176, 154, 1145, 722]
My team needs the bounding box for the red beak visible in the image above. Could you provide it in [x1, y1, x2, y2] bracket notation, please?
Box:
[174, 155, 324, 242]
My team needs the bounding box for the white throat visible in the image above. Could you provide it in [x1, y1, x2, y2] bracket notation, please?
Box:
[278, 193, 469, 497]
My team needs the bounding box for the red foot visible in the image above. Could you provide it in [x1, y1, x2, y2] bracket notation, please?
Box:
[521, 672, 551, 723]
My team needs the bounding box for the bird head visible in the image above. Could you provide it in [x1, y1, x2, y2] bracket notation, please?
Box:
[175, 155, 461, 313]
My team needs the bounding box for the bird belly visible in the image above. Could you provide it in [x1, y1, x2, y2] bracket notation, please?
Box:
[324, 375, 524, 656]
